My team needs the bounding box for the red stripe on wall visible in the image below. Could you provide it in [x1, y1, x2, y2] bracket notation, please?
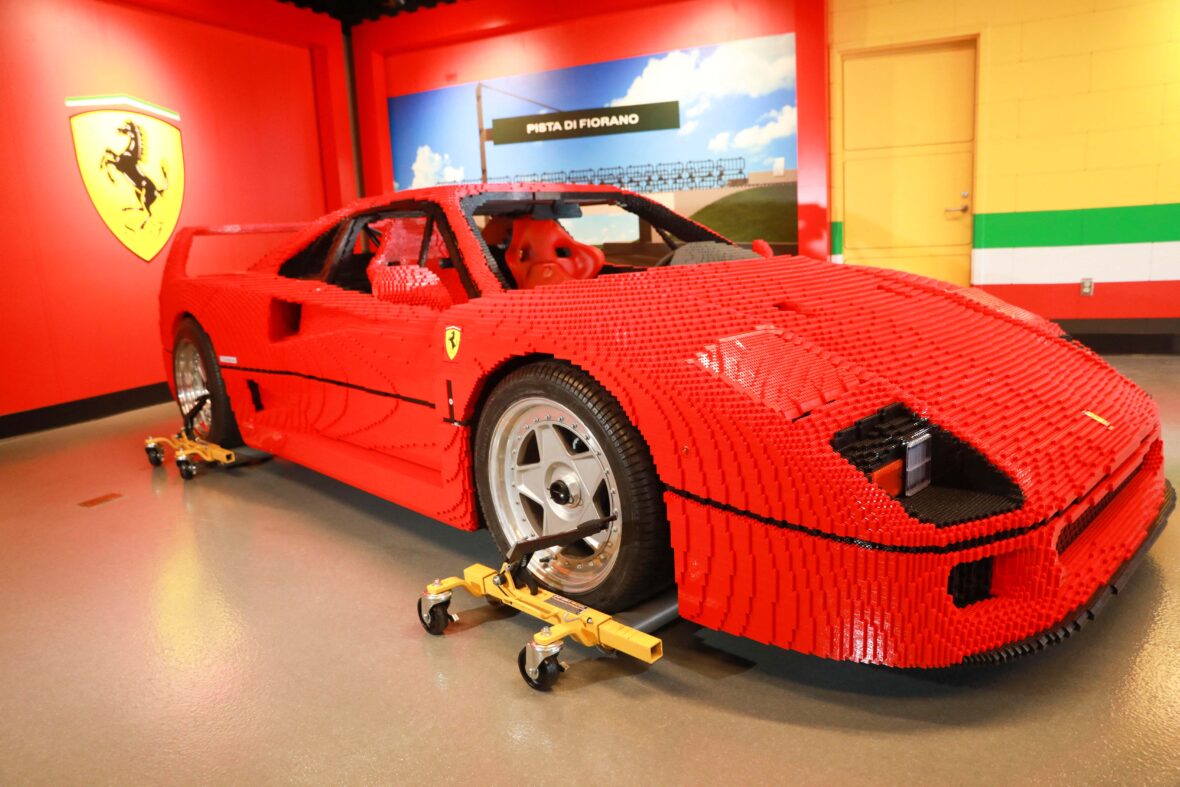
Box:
[793, 0, 829, 259]
[978, 281, 1180, 321]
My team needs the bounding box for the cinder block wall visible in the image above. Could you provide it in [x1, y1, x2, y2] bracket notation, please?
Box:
[828, 0, 1180, 320]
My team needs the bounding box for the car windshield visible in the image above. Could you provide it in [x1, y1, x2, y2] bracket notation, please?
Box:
[463, 191, 759, 289]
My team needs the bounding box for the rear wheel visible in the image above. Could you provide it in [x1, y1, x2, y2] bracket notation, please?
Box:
[172, 318, 242, 447]
[474, 361, 671, 612]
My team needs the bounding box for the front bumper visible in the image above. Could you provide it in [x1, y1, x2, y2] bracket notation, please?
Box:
[964, 478, 1174, 664]
[667, 439, 1172, 668]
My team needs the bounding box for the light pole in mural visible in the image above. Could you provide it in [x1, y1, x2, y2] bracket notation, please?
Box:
[475, 82, 564, 183]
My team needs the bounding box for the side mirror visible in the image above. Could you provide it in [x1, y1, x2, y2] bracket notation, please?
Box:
[370, 265, 453, 310]
[751, 239, 774, 259]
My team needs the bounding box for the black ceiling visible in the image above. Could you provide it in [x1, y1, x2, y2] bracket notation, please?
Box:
[279, 0, 455, 27]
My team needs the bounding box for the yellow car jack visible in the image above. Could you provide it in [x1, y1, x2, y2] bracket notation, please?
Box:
[144, 394, 236, 479]
[418, 517, 667, 691]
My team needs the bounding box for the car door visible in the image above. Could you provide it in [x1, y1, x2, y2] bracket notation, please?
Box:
[268, 201, 471, 471]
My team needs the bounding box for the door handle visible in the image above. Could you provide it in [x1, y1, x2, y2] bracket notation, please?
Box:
[945, 204, 969, 214]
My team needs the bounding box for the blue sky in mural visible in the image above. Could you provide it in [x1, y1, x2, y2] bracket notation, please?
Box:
[388, 33, 795, 189]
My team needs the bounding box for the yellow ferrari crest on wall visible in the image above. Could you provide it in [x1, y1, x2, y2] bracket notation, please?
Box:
[445, 326, 462, 360]
[67, 96, 185, 261]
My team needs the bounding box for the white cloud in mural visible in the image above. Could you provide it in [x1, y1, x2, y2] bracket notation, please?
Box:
[708, 104, 796, 153]
[410, 144, 465, 188]
[677, 119, 699, 136]
[610, 35, 794, 116]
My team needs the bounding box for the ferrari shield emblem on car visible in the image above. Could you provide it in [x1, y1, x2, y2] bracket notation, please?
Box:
[67, 96, 185, 261]
[445, 326, 462, 359]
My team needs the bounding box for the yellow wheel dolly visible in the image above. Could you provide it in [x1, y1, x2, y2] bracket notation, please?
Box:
[418, 516, 670, 691]
[144, 395, 237, 480]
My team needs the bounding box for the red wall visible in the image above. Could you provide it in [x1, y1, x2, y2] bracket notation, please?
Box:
[0, 0, 355, 417]
[352, 0, 828, 254]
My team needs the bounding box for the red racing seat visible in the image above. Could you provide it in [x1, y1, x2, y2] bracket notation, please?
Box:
[504, 216, 605, 289]
[367, 217, 467, 305]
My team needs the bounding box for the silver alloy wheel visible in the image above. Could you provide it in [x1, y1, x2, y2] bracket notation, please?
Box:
[487, 396, 622, 595]
[173, 338, 212, 438]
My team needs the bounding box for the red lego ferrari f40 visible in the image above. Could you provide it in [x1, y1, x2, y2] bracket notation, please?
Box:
[160, 184, 1174, 667]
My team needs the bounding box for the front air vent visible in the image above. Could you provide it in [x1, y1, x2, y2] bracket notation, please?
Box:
[949, 557, 994, 607]
[1056, 465, 1139, 554]
[269, 299, 302, 341]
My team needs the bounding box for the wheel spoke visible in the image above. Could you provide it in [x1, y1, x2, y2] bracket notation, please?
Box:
[534, 423, 569, 465]
[541, 506, 563, 537]
[514, 463, 548, 505]
[569, 454, 606, 504]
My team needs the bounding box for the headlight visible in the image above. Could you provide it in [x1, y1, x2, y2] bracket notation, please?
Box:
[903, 430, 932, 496]
[832, 404, 1023, 526]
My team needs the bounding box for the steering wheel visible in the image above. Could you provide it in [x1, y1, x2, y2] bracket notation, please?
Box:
[654, 246, 680, 267]
[652, 224, 683, 266]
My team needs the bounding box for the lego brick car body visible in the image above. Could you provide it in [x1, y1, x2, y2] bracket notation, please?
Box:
[159, 183, 1174, 668]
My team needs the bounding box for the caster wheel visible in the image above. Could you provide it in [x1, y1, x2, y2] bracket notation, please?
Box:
[417, 597, 451, 635]
[518, 646, 563, 691]
[146, 445, 164, 467]
[176, 459, 198, 480]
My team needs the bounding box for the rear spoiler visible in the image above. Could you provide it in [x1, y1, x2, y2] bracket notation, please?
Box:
[164, 223, 309, 282]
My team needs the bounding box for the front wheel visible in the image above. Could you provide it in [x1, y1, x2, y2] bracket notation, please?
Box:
[474, 361, 671, 612]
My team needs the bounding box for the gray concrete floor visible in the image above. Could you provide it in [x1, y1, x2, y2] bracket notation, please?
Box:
[1, 355, 1178, 785]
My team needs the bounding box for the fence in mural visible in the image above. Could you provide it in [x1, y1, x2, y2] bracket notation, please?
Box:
[481, 157, 748, 191]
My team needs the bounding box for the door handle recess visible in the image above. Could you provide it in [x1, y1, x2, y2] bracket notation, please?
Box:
[945, 205, 969, 213]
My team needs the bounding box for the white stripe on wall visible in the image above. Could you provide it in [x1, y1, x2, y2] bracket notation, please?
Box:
[971, 241, 1180, 286]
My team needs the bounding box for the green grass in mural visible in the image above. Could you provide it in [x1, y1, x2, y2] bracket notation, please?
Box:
[691, 183, 797, 244]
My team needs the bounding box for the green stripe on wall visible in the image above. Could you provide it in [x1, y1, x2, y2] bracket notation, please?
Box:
[974, 203, 1180, 249]
[831, 221, 843, 255]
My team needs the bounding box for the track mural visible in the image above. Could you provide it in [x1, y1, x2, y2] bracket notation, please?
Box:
[388, 33, 797, 246]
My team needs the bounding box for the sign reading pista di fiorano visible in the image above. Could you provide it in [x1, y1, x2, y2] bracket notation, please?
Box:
[491, 101, 680, 145]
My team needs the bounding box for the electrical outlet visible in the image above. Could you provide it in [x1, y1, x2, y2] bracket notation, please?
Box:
[1081, 278, 1094, 296]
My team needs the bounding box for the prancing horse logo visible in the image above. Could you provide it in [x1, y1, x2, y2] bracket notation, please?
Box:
[100, 120, 168, 229]
[445, 326, 462, 360]
[68, 96, 185, 261]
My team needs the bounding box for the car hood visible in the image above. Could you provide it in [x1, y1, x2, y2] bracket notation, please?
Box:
[472, 256, 1158, 547]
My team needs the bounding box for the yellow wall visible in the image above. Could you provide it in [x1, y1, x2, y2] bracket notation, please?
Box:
[829, 0, 1180, 224]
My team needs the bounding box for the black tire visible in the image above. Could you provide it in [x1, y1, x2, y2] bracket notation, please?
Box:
[146, 445, 164, 466]
[417, 597, 450, 635]
[172, 317, 243, 447]
[474, 361, 672, 612]
[177, 459, 198, 480]
[518, 647, 562, 691]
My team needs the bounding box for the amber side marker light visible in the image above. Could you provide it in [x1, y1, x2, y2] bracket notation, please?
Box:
[1083, 410, 1114, 429]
